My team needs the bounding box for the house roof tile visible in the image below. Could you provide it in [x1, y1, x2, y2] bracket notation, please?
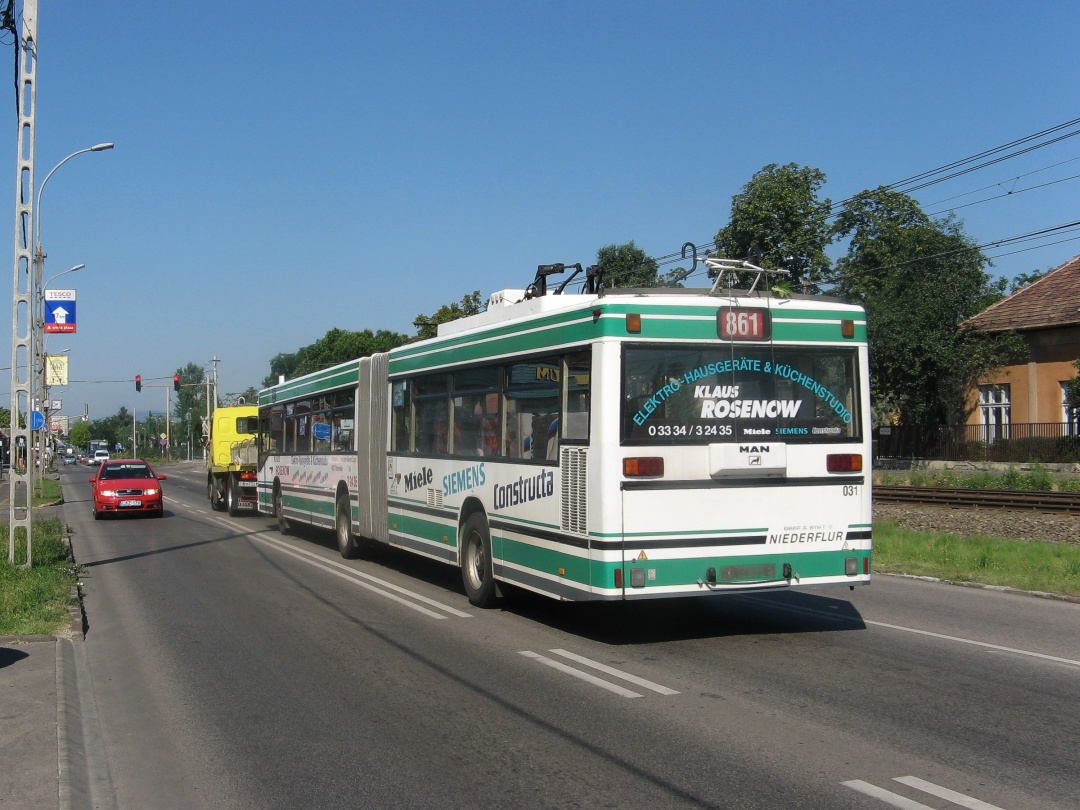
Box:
[967, 253, 1080, 332]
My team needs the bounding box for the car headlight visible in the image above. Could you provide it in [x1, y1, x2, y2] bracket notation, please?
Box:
[144, 488, 158, 496]
[100, 489, 116, 497]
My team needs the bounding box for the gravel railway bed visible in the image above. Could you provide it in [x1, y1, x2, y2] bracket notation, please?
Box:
[873, 502, 1080, 545]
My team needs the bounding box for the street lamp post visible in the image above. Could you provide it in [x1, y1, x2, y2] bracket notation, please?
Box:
[9, 141, 114, 567]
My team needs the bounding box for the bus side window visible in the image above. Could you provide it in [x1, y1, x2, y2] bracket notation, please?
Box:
[562, 351, 591, 445]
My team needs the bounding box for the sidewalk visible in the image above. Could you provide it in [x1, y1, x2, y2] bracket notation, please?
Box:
[1, 498, 113, 809]
[0, 636, 60, 809]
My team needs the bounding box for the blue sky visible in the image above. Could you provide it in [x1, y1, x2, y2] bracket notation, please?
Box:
[5, 1, 1080, 421]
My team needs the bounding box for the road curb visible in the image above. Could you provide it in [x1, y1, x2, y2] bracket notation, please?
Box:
[880, 571, 1080, 604]
[56, 636, 117, 810]
[49, 497, 116, 810]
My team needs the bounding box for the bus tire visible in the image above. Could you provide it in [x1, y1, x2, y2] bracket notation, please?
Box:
[335, 492, 360, 559]
[274, 483, 290, 535]
[226, 474, 241, 517]
[461, 513, 496, 608]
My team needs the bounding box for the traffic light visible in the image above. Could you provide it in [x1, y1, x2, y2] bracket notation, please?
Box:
[135, 375, 142, 392]
[173, 374, 181, 392]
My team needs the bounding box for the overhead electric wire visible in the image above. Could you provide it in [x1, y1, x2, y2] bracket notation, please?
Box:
[830, 115, 1080, 210]
[652, 118, 1080, 275]
[883, 129, 1080, 197]
[926, 171, 1080, 218]
[923, 154, 1080, 208]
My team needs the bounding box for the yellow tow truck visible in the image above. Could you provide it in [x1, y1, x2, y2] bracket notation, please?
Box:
[206, 404, 258, 516]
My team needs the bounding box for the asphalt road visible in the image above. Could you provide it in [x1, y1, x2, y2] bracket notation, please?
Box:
[60, 462, 1080, 810]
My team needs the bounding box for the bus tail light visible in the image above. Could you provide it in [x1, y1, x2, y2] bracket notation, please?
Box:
[625, 313, 641, 333]
[841, 319, 855, 338]
[827, 453, 862, 473]
[623, 457, 664, 477]
[614, 568, 623, 588]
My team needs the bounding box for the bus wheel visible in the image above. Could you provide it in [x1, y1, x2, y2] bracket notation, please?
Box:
[274, 484, 290, 535]
[461, 513, 496, 608]
[226, 474, 241, 517]
[335, 492, 360, 559]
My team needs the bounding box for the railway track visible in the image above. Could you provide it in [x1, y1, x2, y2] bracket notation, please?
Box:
[874, 485, 1080, 515]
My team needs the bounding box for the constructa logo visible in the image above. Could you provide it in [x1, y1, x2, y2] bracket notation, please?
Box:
[493, 470, 554, 510]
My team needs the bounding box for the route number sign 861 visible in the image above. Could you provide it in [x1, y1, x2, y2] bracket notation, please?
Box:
[717, 307, 771, 340]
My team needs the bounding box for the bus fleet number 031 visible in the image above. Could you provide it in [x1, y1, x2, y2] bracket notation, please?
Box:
[648, 424, 733, 437]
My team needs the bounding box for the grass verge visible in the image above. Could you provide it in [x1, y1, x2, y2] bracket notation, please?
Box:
[873, 520, 1080, 598]
[0, 518, 80, 635]
[33, 476, 63, 507]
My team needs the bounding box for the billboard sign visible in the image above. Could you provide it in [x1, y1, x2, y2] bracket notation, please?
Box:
[46, 355, 69, 386]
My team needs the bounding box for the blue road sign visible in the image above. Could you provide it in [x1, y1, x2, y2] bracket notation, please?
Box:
[44, 289, 77, 333]
[30, 410, 44, 430]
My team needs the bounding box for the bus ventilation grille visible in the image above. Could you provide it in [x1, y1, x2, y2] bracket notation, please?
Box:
[560, 447, 588, 535]
[427, 488, 443, 509]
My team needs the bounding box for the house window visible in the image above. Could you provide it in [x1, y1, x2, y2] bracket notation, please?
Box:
[979, 384, 1010, 441]
[1063, 381, 1079, 432]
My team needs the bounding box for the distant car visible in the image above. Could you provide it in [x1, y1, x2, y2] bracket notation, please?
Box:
[90, 449, 110, 466]
[88, 459, 166, 519]
[62, 452, 77, 465]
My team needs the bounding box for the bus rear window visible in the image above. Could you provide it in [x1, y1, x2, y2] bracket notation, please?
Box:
[623, 345, 860, 444]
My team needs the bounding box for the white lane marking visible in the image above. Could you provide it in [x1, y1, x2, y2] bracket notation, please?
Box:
[737, 597, 1080, 669]
[842, 780, 936, 809]
[894, 776, 1006, 810]
[223, 523, 472, 620]
[519, 651, 643, 698]
[864, 619, 1080, 669]
[548, 649, 680, 695]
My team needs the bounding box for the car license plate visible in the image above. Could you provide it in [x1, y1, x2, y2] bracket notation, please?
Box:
[119, 499, 142, 507]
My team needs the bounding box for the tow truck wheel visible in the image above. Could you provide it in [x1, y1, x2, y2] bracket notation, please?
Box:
[208, 476, 225, 511]
[226, 474, 241, 517]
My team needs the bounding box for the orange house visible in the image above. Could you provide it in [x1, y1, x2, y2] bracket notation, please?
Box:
[965, 254, 1080, 433]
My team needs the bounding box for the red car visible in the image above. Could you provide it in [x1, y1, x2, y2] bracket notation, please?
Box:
[88, 459, 167, 519]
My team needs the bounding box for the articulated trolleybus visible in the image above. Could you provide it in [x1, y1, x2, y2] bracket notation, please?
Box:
[257, 258, 872, 607]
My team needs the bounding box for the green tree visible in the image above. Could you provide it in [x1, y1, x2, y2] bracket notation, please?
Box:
[173, 362, 209, 421]
[264, 327, 409, 386]
[833, 188, 1025, 425]
[595, 242, 659, 288]
[86, 407, 134, 454]
[68, 420, 91, 448]
[1009, 267, 1051, 293]
[0, 407, 8, 429]
[413, 291, 484, 341]
[264, 351, 299, 388]
[713, 162, 833, 290]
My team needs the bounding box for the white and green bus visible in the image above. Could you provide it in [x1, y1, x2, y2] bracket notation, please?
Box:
[257, 263, 872, 607]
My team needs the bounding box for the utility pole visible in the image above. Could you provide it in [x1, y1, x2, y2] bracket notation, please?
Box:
[211, 355, 219, 409]
[9, 0, 38, 566]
